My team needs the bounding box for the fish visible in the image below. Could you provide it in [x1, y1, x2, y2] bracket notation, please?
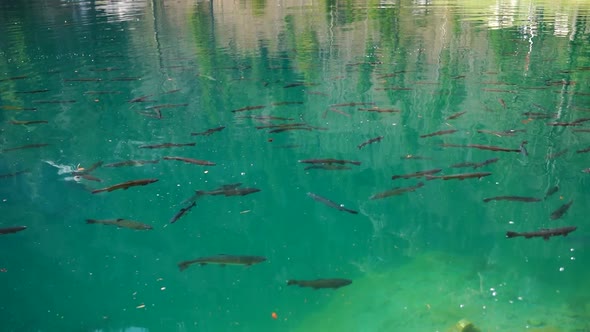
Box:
[110, 77, 142, 81]
[91, 178, 158, 194]
[286, 278, 352, 290]
[2, 143, 49, 152]
[304, 165, 352, 171]
[170, 201, 196, 224]
[0, 169, 30, 179]
[162, 156, 216, 166]
[483, 196, 541, 203]
[419, 129, 458, 138]
[0, 226, 27, 235]
[195, 183, 260, 197]
[547, 149, 568, 159]
[231, 105, 266, 113]
[547, 122, 582, 127]
[544, 186, 559, 199]
[473, 158, 499, 169]
[298, 159, 361, 166]
[178, 254, 267, 271]
[0, 75, 28, 82]
[271, 101, 304, 106]
[477, 129, 526, 137]
[357, 108, 400, 113]
[440, 143, 520, 153]
[583, 168, 590, 173]
[506, 226, 577, 240]
[191, 126, 226, 136]
[145, 103, 188, 109]
[425, 172, 492, 181]
[446, 111, 467, 120]
[451, 162, 477, 168]
[307, 192, 358, 214]
[391, 169, 442, 180]
[103, 160, 160, 168]
[15, 89, 49, 94]
[357, 136, 383, 149]
[331, 102, 375, 107]
[64, 78, 102, 82]
[576, 147, 590, 154]
[550, 200, 573, 220]
[129, 95, 154, 103]
[370, 182, 424, 200]
[139, 143, 196, 149]
[86, 218, 153, 230]
[10, 120, 48, 125]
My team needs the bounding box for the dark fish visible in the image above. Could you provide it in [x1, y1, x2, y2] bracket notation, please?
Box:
[576, 147, 590, 154]
[33, 100, 76, 104]
[547, 122, 582, 127]
[357, 136, 383, 149]
[162, 156, 216, 166]
[357, 107, 400, 113]
[419, 129, 458, 138]
[238, 115, 294, 121]
[307, 192, 358, 214]
[331, 102, 375, 107]
[178, 254, 267, 271]
[370, 182, 424, 200]
[506, 226, 577, 240]
[86, 218, 152, 230]
[191, 126, 226, 136]
[284, 82, 317, 88]
[269, 126, 312, 133]
[441, 143, 520, 153]
[299, 159, 361, 166]
[522, 112, 555, 119]
[446, 111, 467, 120]
[110, 77, 142, 81]
[550, 200, 573, 220]
[473, 158, 499, 169]
[287, 278, 352, 290]
[145, 103, 188, 109]
[129, 95, 154, 103]
[451, 162, 477, 168]
[271, 101, 304, 106]
[392, 169, 442, 180]
[103, 160, 160, 168]
[10, 120, 48, 125]
[1, 105, 37, 111]
[572, 129, 590, 133]
[483, 196, 541, 203]
[425, 172, 492, 181]
[304, 164, 351, 171]
[544, 186, 559, 199]
[139, 143, 196, 149]
[91, 178, 158, 194]
[64, 78, 101, 82]
[547, 149, 568, 159]
[0, 169, 30, 179]
[0, 75, 28, 82]
[170, 201, 196, 224]
[0, 226, 27, 235]
[256, 123, 308, 130]
[231, 105, 266, 113]
[15, 89, 49, 94]
[2, 143, 49, 152]
[195, 183, 260, 197]
[477, 129, 526, 137]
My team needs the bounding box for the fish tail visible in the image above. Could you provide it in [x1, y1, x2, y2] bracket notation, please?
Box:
[483, 198, 491, 203]
[91, 188, 106, 194]
[86, 219, 98, 224]
[505, 231, 520, 238]
[391, 175, 400, 180]
[286, 280, 299, 286]
[416, 182, 424, 187]
[178, 262, 190, 272]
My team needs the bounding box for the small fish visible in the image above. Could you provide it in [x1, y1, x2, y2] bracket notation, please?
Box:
[304, 164, 351, 171]
[162, 156, 216, 166]
[576, 147, 590, 154]
[284, 82, 316, 88]
[195, 183, 260, 197]
[178, 254, 267, 271]
[91, 178, 158, 194]
[370, 182, 424, 200]
[271, 101, 304, 106]
[483, 196, 541, 203]
[0, 226, 27, 235]
[547, 149, 568, 159]
[357, 108, 400, 113]
[0, 75, 28, 82]
[307, 192, 358, 214]
[64, 78, 101, 82]
[544, 186, 559, 199]
[86, 218, 152, 230]
[473, 158, 499, 169]
[547, 122, 582, 127]
[2, 143, 49, 152]
[550, 200, 573, 220]
[299, 159, 361, 166]
[451, 162, 477, 168]
[506, 226, 577, 240]
[145, 103, 188, 109]
[0, 170, 30, 179]
[103, 160, 159, 168]
[426, 172, 492, 181]
[10, 120, 48, 125]
[392, 169, 442, 180]
[231, 105, 266, 113]
[441, 143, 520, 153]
[129, 95, 154, 103]
[331, 102, 375, 107]
[139, 143, 196, 149]
[170, 201, 196, 224]
[446, 111, 467, 120]
[110, 77, 142, 81]
[357, 136, 383, 150]
[419, 129, 458, 138]
[287, 278, 352, 290]
[15, 89, 49, 94]
[191, 126, 226, 136]
[477, 129, 526, 137]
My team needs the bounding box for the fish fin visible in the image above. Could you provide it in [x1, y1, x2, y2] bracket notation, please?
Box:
[506, 231, 519, 238]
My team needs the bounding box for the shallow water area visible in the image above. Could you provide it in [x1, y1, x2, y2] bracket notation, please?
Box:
[1, 0, 589, 331]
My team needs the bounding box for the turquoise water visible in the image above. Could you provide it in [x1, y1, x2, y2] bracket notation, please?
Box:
[1, 0, 590, 331]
